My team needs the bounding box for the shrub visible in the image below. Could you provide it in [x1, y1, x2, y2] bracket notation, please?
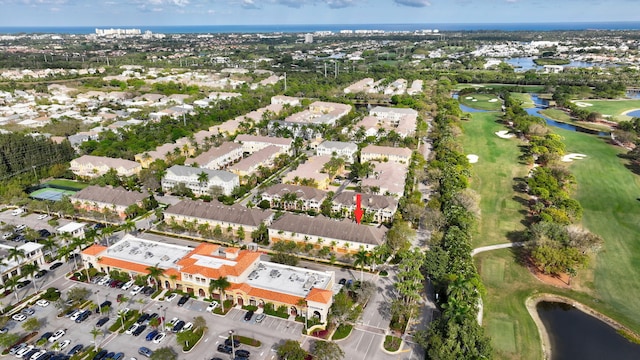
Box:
[41, 287, 61, 301]
[384, 335, 402, 352]
[234, 335, 261, 347]
[332, 324, 352, 340]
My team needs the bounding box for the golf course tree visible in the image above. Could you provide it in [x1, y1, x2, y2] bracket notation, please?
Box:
[275, 339, 307, 360]
[418, 92, 493, 359]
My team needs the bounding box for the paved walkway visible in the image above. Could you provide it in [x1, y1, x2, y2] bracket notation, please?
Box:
[471, 242, 524, 257]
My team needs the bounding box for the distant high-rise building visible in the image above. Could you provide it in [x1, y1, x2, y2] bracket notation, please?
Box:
[304, 33, 314, 44]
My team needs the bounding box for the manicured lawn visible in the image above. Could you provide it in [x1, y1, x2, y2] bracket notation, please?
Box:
[454, 84, 546, 93]
[460, 112, 529, 247]
[571, 99, 640, 121]
[459, 93, 503, 111]
[539, 108, 571, 122]
[44, 179, 88, 190]
[509, 92, 536, 108]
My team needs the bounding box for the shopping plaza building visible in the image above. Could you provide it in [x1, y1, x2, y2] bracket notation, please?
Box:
[81, 234, 335, 322]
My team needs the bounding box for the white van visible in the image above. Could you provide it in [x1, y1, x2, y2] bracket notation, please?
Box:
[11, 208, 25, 216]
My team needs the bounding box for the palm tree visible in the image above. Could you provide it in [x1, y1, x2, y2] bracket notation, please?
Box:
[90, 327, 102, 351]
[146, 264, 164, 289]
[192, 315, 207, 332]
[122, 219, 136, 234]
[197, 171, 209, 190]
[209, 277, 231, 312]
[101, 226, 115, 246]
[70, 237, 85, 270]
[8, 247, 26, 265]
[21, 262, 40, 293]
[40, 238, 58, 259]
[353, 249, 371, 282]
[4, 277, 21, 302]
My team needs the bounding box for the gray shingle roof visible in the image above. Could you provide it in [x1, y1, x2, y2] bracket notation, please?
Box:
[70, 185, 147, 207]
[332, 191, 398, 211]
[261, 184, 327, 202]
[270, 213, 387, 246]
[165, 199, 274, 227]
[166, 165, 238, 182]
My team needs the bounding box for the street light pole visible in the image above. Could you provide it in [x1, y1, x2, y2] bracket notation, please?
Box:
[229, 330, 235, 359]
[95, 290, 101, 315]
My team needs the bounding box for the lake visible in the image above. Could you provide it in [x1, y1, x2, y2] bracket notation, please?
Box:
[505, 57, 616, 72]
[537, 301, 640, 360]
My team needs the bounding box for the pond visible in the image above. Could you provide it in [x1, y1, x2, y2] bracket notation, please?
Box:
[537, 301, 640, 360]
[505, 57, 616, 72]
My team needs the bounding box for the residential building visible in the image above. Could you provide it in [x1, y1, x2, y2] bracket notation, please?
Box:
[81, 234, 334, 322]
[234, 134, 293, 155]
[161, 165, 239, 196]
[360, 145, 413, 164]
[282, 101, 351, 127]
[332, 191, 398, 223]
[361, 161, 408, 197]
[57, 222, 87, 238]
[271, 95, 301, 106]
[282, 156, 332, 189]
[70, 155, 142, 179]
[185, 142, 243, 170]
[269, 213, 387, 253]
[164, 199, 274, 241]
[316, 141, 358, 163]
[70, 186, 147, 220]
[260, 184, 327, 212]
[228, 145, 283, 178]
[0, 242, 45, 287]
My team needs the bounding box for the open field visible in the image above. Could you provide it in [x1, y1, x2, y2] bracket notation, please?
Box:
[509, 92, 536, 108]
[459, 93, 503, 111]
[460, 112, 529, 248]
[453, 84, 546, 93]
[571, 99, 640, 121]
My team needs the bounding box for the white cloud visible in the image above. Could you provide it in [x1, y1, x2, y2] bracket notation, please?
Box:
[394, 0, 431, 7]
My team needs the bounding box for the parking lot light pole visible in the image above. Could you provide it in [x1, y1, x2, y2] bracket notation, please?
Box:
[229, 330, 235, 359]
[95, 290, 101, 315]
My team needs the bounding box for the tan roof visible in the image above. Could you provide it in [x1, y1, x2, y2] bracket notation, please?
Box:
[165, 199, 274, 228]
[332, 191, 398, 211]
[261, 184, 327, 202]
[270, 213, 387, 246]
[72, 155, 140, 170]
[71, 185, 147, 207]
[229, 145, 281, 172]
[235, 134, 293, 146]
[185, 142, 242, 166]
[361, 145, 412, 158]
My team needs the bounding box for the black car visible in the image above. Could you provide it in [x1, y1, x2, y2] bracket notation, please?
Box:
[133, 324, 147, 336]
[67, 344, 83, 355]
[14, 235, 26, 242]
[92, 349, 108, 360]
[93, 223, 105, 230]
[16, 280, 31, 288]
[96, 317, 109, 327]
[136, 313, 150, 324]
[104, 352, 115, 359]
[75, 310, 91, 323]
[243, 310, 254, 321]
[171, 320, 185, 333]
[97, 300, 112, 313]
[40, 352, 55, 360]
[210, 358, 224, 360]
[142, 286, 155, 296]
[24, 349, 39, 359]
[217, 344, 233, 354]
[236, 349, 251, 358]
[177, 295, 190, 307]
[39, 331, 54, 342]
[38, 229, 52, 238]
[338, 278, 347, 285]
[225, 338, 240, 348]
[34, 269, 48, 278]
[50, 262, 63, 270]
[146, 313, 159, 324]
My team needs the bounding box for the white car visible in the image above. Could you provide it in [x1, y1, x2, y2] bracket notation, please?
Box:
[126, 323, 140, 335]
[69, 310, 83, 321]
[29, 349, 46, 360]
[35, 299, 50, 307]
[206, 301, 219, 312]
[180, 322, 193, 333]
[36, 214, 48, 220]
[120, 308, 131, 316]
[129, 285, 143, 296]
[15, 345, 34, 358]
[121, 280, 135, 290]
[152, 332, 166, 344]
[57, 339, 71, 351]
[165, 317, 178, 331]
[15, 224, 27, 231]
[164, 293, 178, 302]
[48, 329, 66, 342]
[12, 313, 27, 322]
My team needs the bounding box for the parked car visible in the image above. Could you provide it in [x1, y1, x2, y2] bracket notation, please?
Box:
[236, 349, 251, 358]
[68, 309, 82, 320]
[217, 344, 233, 354]
[136, 313, 150, 324]
[142, 287, 155, 296]
[112, 353, 124, 360]
[243, 310, 254, 321]
[338, 278, 347, 285]
[177, 295, 190, 307]
[9, 343, 27, 355]
[49, 262, 63, 270]
[164, 293, 178, 302]
[98, 277, 111, 286]
[17, 280, 31, 288]
[30, 349, 47, 360]
[96, 317, 109, 327]
[39, 332, 54, 342]
[12, 208, 25, 216]
[121, 280, 135, 290]
[133, 324, 147, 336]
[57, 340, 71, 351]
[37, 214, 48, 220]
[129, 285, 143, 296]
[35, 270, 48, 279]
[15, 344, 35, 358]
[22, 308, 35, 315]
[206, 301, 219, 312]
[225, 338, 240, 348]
[138, 347, 153, 358]
[92, 349, 108, 360]
[255, 313, 266, 323]
[104, 353, 115, 360]
[67, 345, 83, 356]
[97, 301, 112, 313]
[171, 320, 185, 333]
[37, 229, 51, 237]
[36, 299, 50, 307]
[180, 322, 193, 333]
[152, 332, 166, 344]
[145, 330, 159, 342]
[12, 313, 27, 322]
[0, 327, 8, 334]
[93, 223, 105, 230]
[75, 310, 91, 323]
[15, 224, 27, 232]
[126, 323, 140, 335]
[48, 329, 66, 343]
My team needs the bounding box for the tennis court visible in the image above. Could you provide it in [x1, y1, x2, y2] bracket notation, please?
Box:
[29, 187, 78, 201]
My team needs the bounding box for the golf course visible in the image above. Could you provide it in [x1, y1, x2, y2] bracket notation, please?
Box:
[461, 111, 640, 359]
[571, 99, 640, 121]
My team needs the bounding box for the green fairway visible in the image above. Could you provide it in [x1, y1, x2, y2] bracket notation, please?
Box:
[486, 318, 517, 354]
[460, 112, 529, 247]
[555, 128, 640, 332]
[539, 108, 571, 122]
[509, 93, 536, 108]
[454, 84, 546, 93]
[459, 93, 503, 111]
[571, 99, 640, 121]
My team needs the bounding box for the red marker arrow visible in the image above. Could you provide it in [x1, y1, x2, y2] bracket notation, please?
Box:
[354, 193, 363, 224]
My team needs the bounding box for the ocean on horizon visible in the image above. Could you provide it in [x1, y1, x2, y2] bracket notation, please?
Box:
[1, 22, 640, 35]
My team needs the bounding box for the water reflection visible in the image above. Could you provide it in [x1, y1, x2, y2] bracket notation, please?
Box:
[505, 57, 617, 72]
[537, 301, 640, 360]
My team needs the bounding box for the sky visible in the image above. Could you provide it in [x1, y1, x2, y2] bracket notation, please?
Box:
[0, 0, 639, 27]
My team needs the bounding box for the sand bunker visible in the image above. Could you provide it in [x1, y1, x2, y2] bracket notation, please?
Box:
[467, 154, 479, 163]
[575, 102, 593, 108]
[495, 130, 515, 139]
[465, 96, 473, 100]
[488, 99, 498, 103]
[561, 153, 587, 162]
[472, 99, 478, 102]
